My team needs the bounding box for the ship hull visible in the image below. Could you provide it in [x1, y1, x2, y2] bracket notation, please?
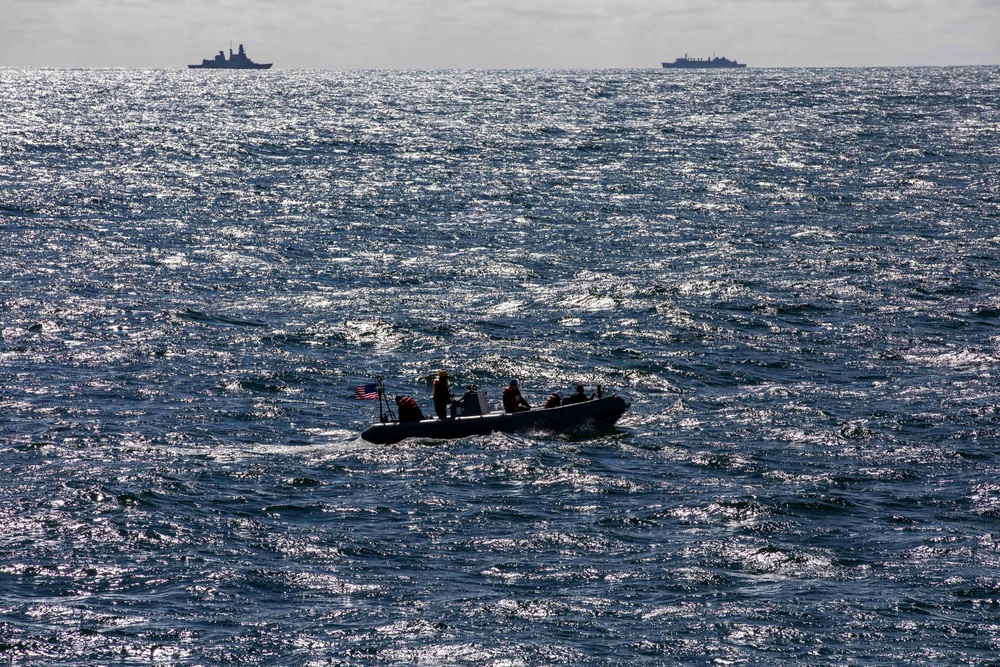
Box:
[188, 63, 272, 70]
[662, 62, 746, 69]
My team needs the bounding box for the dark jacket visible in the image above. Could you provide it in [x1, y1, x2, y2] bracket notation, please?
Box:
[562, 387, 593, 405]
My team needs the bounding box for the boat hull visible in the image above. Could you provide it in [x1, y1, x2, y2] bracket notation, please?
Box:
[361, 394, 631, 445]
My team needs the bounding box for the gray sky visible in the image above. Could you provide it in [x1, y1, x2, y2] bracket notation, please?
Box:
[1, 0, 997, 68]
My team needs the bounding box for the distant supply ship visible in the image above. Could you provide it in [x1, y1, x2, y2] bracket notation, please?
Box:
[662, 54, 746, 69]
[189, 44, 272, 70]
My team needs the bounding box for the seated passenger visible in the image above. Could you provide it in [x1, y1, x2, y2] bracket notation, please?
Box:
[543, 393, 562, 409]
[395, 395, 425, 422]
[502, 378, 531, 413]
[561, 384, 594, 405]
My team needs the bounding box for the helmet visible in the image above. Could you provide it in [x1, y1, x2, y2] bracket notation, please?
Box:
[509, 378, 518, 387]
[394, 395, 404, 403]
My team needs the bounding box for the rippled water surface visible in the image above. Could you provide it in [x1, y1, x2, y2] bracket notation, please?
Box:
[2, 67, 1000, 665]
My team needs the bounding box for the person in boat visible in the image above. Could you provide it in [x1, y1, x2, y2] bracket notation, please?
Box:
[543, 392, 562, 409]
[562, 384, 595, 405]
[502, 378, 531, 413]
[432, 369, 455, 420]
[395, 395, 425, 422]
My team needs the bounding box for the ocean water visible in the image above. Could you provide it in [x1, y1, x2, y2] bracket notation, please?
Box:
[1, 66, 999, 665]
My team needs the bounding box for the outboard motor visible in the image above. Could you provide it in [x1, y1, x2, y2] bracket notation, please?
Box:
[459, 385, 489, 416]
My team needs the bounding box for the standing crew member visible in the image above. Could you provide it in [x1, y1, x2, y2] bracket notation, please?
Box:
[502, 378, 531, 413]
[433, 369, 455, 419]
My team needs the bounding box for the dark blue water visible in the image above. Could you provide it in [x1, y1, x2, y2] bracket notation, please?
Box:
[2, 66, 1000, 665]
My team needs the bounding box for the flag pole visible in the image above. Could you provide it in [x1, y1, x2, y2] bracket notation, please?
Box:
[376, 377, 395, 423]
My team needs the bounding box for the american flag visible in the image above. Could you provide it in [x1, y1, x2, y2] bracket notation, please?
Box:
[355, 384, 378, 400]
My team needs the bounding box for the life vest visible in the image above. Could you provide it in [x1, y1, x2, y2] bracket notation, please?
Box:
[433, 377, 451, 403]
[396, 396, 423, 421]
[503, 386, 526, 411]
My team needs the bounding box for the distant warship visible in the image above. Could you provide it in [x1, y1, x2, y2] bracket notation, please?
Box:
[189, 44, 272, 70]
[662, 54, 746, 69]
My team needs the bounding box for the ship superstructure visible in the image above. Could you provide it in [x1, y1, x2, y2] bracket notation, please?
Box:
[662, 54, 746, 69]
[189, 44, 272, 70]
